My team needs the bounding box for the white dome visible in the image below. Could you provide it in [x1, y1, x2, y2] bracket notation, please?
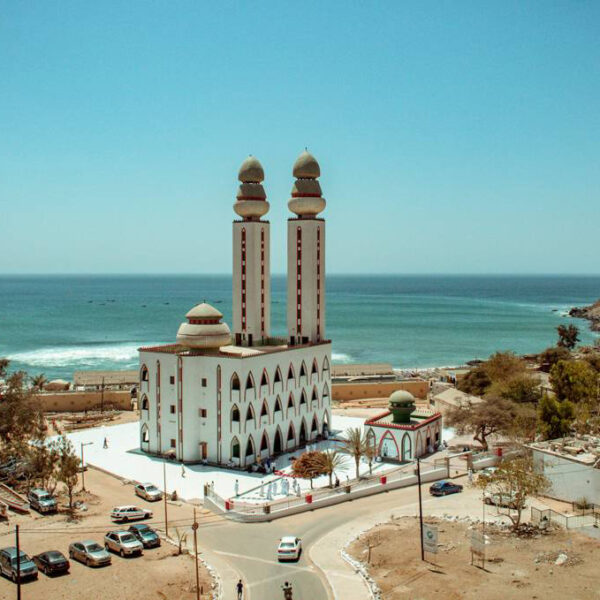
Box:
[176, 302, 231, 349]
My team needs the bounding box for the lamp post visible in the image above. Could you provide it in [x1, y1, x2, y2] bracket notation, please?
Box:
[80, 442, 93, 491]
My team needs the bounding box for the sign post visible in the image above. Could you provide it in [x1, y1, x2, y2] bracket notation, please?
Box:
[470, 530, 486, 569]
[422, 524, 438, 555]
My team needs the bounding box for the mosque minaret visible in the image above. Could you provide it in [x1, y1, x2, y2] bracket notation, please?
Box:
[287, 150, 326, 345]
[232, 156, 271, 346]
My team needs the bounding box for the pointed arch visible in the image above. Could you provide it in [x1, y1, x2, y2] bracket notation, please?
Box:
[231, 372, 240, 402]
[322, 410, 330, 437]
[286, 422, 296, 447]
[273, 366, 283, 392]
[311, 358, 319, 382]
[274, 426, 283, 454]
[322, 382, 330, 401]
[260, 368, 269, 395]
[287, 363, 296, 389]
[245, 371, 256, 401]
[245, 435, 255, 459]
[401, 433, 412, 461]
[299, 418, 308, 444]
[274, 395, 283, 418]
[231, 404, 240, 423]
[260, 430, 269, 454]
[416, 431, 424, 458]
[379, 430, 399, 459]
[366, 428, 376, 450]
[299, 360, 308, 384]
[311, 386, 319, 407]
[299, 389, 307, 408]
[231, 436, 241, 459]
[245, 403, 255, 424]
[322, 356, 330, 377]
[310, 413, 319, 437]
[286, 393, 295, 418]
[140, 364, 149, 382]
[141, 394, 149, 411]
[260, 399, 269, 424]
[141, 423, 150, 444]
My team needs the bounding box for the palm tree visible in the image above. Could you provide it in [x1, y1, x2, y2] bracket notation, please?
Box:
[30, 374, 47, 392]
[322, 449, 345, 487]
[341, 427, 366, 480]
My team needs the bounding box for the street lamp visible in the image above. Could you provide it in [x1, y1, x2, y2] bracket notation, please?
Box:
[80, 442, 93, 491]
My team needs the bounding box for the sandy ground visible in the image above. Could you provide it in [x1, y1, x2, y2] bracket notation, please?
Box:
[348, 516, 600, 600]
[0, 468, 217, 599]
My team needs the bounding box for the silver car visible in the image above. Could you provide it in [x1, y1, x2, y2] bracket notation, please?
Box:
[68, 540, 111, 567]
[104, 531, 143, 557]
[134, 482, 163, 502]
[110, 505, 153, 522]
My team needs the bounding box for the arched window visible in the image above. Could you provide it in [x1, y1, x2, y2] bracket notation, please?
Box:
[274, 396, 282, 413]
[366, 428, 376, 450]
[260, 400, 269, 420]
[141, 395, 149, 410]
[260, 432, 269, 452]
[322, 383, 330, 399]
[245, 372, 256, 401]
[300, 390, 307, 406]
[260, 370, 269, 391]
[246, 404, 255, 422]
[245, 436, 255, 457]
[231, 405, 240, 422]
[274, 367, 282, 384]
[231, 437, 240, 459]
[140, 365, 149, 382]
[287, 364, 295, 386]
[311, 359, 319, 380]
[246, 373, 254, 389]
[141, 425, 149, 444]
[311, 414, 318, 433]
[287, 423, 295, 442]
[231, 373, 240, 391]
[322, 356, 330, 376]
[311, 387, 319, 403]
[287, 393, 295, 417]
[299, 361, 307, 380]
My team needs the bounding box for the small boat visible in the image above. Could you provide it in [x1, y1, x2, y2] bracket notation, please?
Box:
[0, 484, 30, 513]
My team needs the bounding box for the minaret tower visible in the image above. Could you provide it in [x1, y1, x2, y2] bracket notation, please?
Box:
[232, 156, 270, 346]
[287, 150, 326, 345]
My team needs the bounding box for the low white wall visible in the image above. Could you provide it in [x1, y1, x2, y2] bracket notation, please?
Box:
[209, 466, 449, 522]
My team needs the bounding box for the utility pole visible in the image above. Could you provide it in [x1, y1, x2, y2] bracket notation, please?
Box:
[15, 524, 21, 600]
[192, 507, 200, 600]
[80, 441, 93, 491]
[416, 457, 424, 561]
[163, 461, 169, 538]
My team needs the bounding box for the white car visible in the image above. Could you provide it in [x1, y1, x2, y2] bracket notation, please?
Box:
[110, 505, 153, 523]
[134, 482, 163, 502]
[483, 491, 523, 510]
[277, 536, 302, 562]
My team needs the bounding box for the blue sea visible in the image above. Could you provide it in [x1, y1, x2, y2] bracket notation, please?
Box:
[0, 275, 598, 380]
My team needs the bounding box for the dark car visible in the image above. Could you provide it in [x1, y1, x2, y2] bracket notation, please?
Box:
[128, 524, 161, 549]
[33, 551, 70, 576]
[0, 547, 38, 582]
[429, 481, 463, 496]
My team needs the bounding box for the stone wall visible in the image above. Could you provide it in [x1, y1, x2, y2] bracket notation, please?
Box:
[36, 390, 134, 412]
[332, 379, 429, 401]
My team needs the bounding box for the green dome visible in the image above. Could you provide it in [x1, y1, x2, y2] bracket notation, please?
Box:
[389, 390, 415, 424]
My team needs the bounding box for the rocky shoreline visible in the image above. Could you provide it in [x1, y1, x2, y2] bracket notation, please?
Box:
[569, 299, 600, 332]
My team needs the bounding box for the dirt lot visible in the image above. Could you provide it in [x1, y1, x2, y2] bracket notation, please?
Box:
[348, 516, 600, 600]
[0, 468, 219, 599]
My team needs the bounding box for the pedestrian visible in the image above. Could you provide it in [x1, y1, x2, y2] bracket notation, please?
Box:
[234, 479, 240, 497]
[282, 581, 293, 599]
[103, 437, 108, 449]
[236, 579, 244, 599]
[181, 463, 186, 478]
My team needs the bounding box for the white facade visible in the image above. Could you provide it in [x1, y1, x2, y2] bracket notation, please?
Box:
[139, 343, 332, 465]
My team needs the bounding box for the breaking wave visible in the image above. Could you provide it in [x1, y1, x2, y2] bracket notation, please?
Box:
[331, 352, 353, 364]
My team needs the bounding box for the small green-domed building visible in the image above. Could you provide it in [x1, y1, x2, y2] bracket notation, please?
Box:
[364, 390, 442, 461]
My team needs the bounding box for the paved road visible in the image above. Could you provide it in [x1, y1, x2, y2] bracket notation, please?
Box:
[194, 480, 482, 600]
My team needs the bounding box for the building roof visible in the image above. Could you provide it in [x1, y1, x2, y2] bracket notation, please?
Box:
[73, 370, 138, 386]
[529, 436, 600, 466]
[432, 387, 484, 408]
[331, 363, 395, 378]
[292, 150, 320, 179]
[185, 303, 223, 320]
[365, 409, 442, 431]
[238, 156, 264, 183]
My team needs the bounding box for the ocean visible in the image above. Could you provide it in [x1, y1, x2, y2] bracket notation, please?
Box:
[0, 275, 598, 380]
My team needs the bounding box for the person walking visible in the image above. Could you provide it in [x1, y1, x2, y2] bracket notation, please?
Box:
[236, 579, 244, 599]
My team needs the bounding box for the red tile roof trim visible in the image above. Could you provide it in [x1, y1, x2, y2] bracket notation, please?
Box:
[365, 410, 442, 430]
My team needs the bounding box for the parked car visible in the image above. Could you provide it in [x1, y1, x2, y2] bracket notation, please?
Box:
[28, 489, 57, 514]
[68, 540, 111, 567]
[110, 505, 153, 523]
[33, 551, 70, 576]
[429, 481, 463, 496]
[0, 547, 38, 582]
[128, 523, 161, 548]
[483, 491, 523, 510]
[104, 531, 143, 557]
[277, 536, 302, 562]
[478, 467, 498, 481]
[134, 482, 163, 502]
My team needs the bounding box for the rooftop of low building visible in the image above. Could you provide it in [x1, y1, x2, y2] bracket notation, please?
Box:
[529, 435, 600, 466]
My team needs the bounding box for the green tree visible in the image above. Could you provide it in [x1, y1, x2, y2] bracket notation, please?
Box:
[341, 428, 367, 480]
[557, 324, 580, 350]
[321, 449, 345, 487]
[30, 374, 48, 392]
[54, 436, 80, 512]
[446, 395, 515, 451]
[538, 346, 571, 373]
[483, 351, 527, 383]
[550, 359, 598, 404]
[457, 366, 491, 396]
[492, 375, 542, 405]
[538, 394, 575, 440]
[478, 455, 549, 531]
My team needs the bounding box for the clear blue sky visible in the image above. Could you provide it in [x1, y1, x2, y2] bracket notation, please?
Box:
[1, 1, 598, 274]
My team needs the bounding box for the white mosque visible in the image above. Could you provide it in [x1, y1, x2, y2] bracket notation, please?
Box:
[138, 151, 332, 466]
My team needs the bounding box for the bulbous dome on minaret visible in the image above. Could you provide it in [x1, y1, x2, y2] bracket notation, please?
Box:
[234, 155, 269, 219]
[289, 150, 326, 217]
[176, 302, 232, 349]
